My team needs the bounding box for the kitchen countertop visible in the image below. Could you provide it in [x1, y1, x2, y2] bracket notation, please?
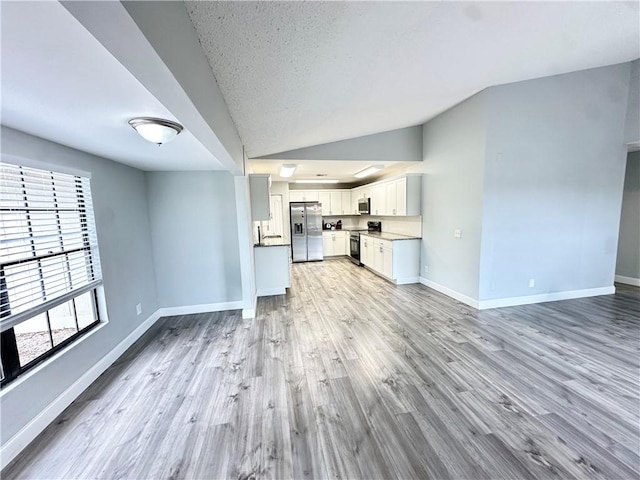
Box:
[254, 237, 291, 247]
[360, 231, 421, 241]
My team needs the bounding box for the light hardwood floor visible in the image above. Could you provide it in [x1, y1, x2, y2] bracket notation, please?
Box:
[3, 258, 640, 479]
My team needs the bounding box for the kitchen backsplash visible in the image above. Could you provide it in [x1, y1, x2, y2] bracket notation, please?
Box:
[363, 216, 422, 237]
[322, 215, 422, 237]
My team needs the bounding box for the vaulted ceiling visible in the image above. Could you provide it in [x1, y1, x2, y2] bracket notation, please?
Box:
[186, 1, 640, 158]
[1, 2, 638, 174]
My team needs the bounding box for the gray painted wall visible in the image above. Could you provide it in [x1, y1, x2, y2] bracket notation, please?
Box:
[0, 126, 159, 445]
[624, 59, 639, 145]
[616, 151, 640, 279]
[234, 175, 257, 311]
[256, 125, 423, 162]
[419, 91, 487, 300]
[479, 63, 631, 300]
[146, 171, 243, 307]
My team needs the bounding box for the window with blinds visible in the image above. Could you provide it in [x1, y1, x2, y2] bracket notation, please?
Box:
[1, 162, 102, 385]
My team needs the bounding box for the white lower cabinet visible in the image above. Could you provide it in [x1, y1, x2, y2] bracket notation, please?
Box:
[361, 235, 373, 266]
[382, 242, 393, 279]
[322, 231, 348, 256]
[323, 233, 333, 256]
[254, 245, 290, 296]
[360, 235, 420, 284]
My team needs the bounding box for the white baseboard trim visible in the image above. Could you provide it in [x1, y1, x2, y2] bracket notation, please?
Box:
[243, 296, 257, 319]
[615, 275, 640, 287]
[419, 277, 480, 308]
[395, 277, 420, 285]
[0, 308, 162, 470]
[159, 301, 244, 317]
[256, 287, 286, 297]
[477, 286, 615, 309]
[418, 278, 616, 310]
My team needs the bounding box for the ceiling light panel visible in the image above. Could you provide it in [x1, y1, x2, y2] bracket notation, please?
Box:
[295, 179, 339, 184]
[280, 164, 297, 177]
[354, 165, 384, 178]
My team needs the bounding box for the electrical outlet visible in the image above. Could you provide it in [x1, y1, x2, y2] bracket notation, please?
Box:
[528, 279, 535, 288]
[136, 303, 142, 315]
[454, 229, 462, 238]
[424, 265, 429, 273]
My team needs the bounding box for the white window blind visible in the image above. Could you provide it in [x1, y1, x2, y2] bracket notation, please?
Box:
[0, 163, 102, 331]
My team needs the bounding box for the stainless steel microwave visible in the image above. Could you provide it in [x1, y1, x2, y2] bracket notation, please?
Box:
[358, 198, 370, 214]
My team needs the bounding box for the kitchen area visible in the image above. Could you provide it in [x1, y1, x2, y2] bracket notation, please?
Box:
[251, 170, 423, 296]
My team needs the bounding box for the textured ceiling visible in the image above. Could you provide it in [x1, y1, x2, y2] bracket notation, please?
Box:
[186, 1, 639, 158]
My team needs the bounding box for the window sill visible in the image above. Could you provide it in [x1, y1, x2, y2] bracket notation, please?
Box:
[0, 321, 108, 397]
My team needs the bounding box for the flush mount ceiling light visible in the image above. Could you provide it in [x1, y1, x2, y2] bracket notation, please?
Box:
[128, 117, 183, 145]
[280, 164, 297, 178]
[354, 165, 384, 179]
[295, 179, 339, 184]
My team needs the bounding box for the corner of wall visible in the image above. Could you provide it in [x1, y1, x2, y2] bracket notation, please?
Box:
[234, 175, 257, 314]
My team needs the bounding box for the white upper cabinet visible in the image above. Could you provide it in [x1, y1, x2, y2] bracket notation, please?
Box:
[350, 189, 361, 214]
[385, 181, 397, 216]
[297, 190, 351, 215]
[341, 192, 351, 215]
[370, 175, 421, 217]
[287, 175, 420, 216]
[289, 190, 319, 202]
[396, 177, 407, 216]
[370, 184, 387, 216]
[249, 174, 271, 221]
[289, 191, 304, 202]
[318, 191, 331, 214]
[329, 191, 342, 215]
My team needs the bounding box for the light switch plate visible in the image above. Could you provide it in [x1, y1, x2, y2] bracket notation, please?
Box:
[136, 303, 142, 315]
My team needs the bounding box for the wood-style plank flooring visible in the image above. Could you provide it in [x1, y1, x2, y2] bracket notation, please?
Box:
[4, 258, 640, 479]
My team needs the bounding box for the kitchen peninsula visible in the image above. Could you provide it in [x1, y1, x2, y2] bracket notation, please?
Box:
[254, 237, 291, 296]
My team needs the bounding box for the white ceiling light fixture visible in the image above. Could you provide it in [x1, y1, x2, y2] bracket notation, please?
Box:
[128, 117, 183, 145]
[354, 165, 384, 179]
[295, 179, 339, 184]
[280, 164, 297, 178]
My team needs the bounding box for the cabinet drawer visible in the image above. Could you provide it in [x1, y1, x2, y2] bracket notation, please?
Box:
[375, 239, 392, 250]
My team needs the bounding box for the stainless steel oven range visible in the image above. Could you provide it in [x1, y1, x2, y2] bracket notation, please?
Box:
[349, 221, 381, 265]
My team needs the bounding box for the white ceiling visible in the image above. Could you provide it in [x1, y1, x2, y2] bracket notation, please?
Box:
[2, 2, 638, 175]
[249, 159, 412, 183]
[186, 1, 640, 158]
[1, 1, 225, 171]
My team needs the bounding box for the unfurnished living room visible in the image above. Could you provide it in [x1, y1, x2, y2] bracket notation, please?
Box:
[1, 1, 639, 479]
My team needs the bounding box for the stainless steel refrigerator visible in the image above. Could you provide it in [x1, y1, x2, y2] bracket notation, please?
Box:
[290, 202, 323, 262]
